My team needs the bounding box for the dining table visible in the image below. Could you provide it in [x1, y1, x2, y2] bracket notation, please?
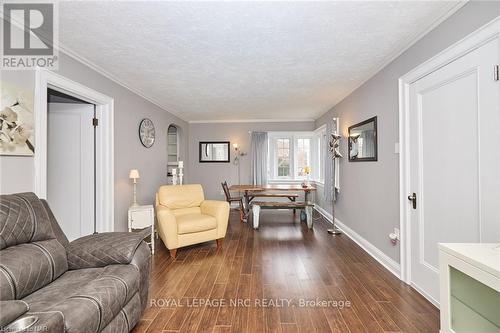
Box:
[228, 184, 316, 220]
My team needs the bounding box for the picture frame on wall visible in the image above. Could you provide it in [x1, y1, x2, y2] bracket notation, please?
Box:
[199, 141, 230, 163]
[0, 82, 35, 156]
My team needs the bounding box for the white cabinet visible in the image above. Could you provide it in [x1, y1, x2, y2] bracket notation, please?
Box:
[439, 243, 500, 333]
[128, 205, 155, 254]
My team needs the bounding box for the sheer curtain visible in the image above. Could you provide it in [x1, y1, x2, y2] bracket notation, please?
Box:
[250, 132, 268, 185]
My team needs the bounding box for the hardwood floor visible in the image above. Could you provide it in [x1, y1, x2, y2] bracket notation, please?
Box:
[133, 210, 439, 333]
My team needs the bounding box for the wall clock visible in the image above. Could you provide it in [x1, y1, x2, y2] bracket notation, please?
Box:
[139, 118, 155, 148]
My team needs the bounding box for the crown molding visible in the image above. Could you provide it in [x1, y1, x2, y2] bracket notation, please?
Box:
[188, 118, 315, 124]
[56, 43, 188, 122]
[1, 3, 188, 121]
[4, 1, 466, 124]
[315, 1, 468, 120]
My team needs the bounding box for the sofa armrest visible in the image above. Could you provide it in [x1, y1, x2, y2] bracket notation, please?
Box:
[201, 200, 230, 239]
[156, 205, 178, 249]
[67, 230, 149, 270]
[0, 300, 29, 328]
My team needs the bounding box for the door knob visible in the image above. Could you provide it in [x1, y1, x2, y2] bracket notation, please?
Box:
[408, 193, 417, 209]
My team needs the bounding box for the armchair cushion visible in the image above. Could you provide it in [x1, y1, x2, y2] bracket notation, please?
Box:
[177, 214, 216, 234]
[157, 184, 204, 209]
[67, 230, 149, 270]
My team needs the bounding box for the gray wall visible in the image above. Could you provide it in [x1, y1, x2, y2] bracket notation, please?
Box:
[315, 1, 500, 263]
[188, 121, 315, 200]
[0, 52, 188, 231]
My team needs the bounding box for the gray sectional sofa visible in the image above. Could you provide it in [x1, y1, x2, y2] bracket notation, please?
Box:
[0, 192, 151, 332]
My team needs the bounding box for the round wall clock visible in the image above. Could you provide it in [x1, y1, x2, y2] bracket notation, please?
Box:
[139, 118, 155, 148]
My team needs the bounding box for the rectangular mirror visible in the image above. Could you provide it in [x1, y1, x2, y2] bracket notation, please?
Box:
[348, 116, 377, 162]
[199, 141, 230, 163]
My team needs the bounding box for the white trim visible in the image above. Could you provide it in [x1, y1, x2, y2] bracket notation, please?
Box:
[34, 68, 114, 233]
[189, 118, 315, 124]
[398, 16, 500, 288]
[411, 282, 440, 308]
[314, 205, 401, 279]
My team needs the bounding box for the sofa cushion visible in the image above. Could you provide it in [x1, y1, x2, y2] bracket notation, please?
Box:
[23, 265, 140, 332]
[176, 213, 217, 234]
[158, 184, 205, 209]
[0, 193, 55, 250]
[0, 239, 67, 300]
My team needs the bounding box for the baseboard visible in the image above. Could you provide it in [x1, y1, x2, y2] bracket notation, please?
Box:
[314, 205, 401, 279]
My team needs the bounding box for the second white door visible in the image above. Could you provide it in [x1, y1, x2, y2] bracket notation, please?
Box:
[47, 102, 95, 241]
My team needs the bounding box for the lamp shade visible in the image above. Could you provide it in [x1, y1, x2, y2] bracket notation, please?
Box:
[129, 169, 140, 179]
[233, 143, 238, 149]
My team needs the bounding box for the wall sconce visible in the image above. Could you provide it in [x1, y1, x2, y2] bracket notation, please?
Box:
[233, 143, 247, 185]
[233, 143, 247, 165]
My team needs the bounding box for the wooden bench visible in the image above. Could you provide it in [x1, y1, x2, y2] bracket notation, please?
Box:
[247, 193, 300, 215]
[251, 201, 314, 230]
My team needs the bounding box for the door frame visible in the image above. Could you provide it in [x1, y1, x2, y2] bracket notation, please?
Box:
[398, 16, 500, 304]
[34, 68, 115, 233]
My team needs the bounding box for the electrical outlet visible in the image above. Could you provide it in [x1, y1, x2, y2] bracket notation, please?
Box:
[220, 190, 225, 196]
[389, 228, 400, 245]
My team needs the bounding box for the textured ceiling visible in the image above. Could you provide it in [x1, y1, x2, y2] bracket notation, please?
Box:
[58, 1, 461, 121]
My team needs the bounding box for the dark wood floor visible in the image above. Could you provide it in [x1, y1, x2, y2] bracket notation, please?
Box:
[133, 210, 439, 333]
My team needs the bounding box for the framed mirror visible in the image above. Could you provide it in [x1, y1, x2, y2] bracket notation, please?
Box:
[348, 116, 377, 162]
[199, 141, 230, 163]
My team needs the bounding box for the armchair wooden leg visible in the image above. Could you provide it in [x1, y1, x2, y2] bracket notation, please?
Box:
[216, 238, 224, 248]
[169, 249, 177, 259]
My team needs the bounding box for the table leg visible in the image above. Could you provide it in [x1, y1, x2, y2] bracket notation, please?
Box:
[244, 190, 250, 222]
[252, 205, 260, 229]
[306, 206, 313, 229]
[300, 190, 310, 222]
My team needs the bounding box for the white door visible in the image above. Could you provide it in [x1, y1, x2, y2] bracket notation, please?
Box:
[47, 103, 95, 241]
[408, 38, 500, 303]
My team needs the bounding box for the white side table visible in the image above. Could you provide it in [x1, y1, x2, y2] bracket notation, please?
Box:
[128, 204, 155, 254]
[439, 243, 500, 333]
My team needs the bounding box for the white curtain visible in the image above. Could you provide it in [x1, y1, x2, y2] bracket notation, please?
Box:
[250, 132, 268, 185]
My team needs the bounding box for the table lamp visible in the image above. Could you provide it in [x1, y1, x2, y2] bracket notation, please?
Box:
[129, 169, 140, 206]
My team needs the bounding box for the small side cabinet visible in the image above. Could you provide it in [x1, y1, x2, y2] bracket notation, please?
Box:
[439, 243, 500, 333]
[128, 204, 155, 254]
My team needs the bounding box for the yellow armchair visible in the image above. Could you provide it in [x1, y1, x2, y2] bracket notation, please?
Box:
[155, 184, 229, 258]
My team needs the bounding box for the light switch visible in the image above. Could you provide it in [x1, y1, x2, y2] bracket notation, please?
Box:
[394, 142, 400, 154]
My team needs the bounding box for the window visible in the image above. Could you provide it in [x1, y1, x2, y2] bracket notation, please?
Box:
[269, 131, 324, 182]
[296, 138, 311, 177]
[276, 138, 291, 177]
